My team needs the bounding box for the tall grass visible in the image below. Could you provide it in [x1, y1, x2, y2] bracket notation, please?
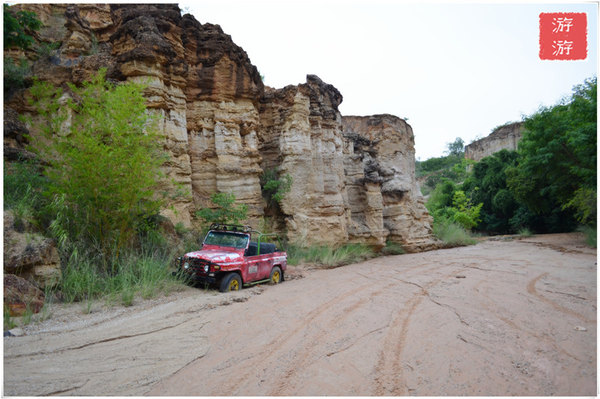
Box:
[4, 160, 48, 229]
[287, 243, 375, 267]
[433, 219, 477, 247]
[60, 245, 186, 306]
[381, 240, 405, 255]
[517, 228, 533, 237]
[577, 225, 597, 248]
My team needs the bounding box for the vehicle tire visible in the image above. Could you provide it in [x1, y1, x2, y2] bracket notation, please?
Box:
[269, 266, 282, 285]
[219, 273, 242, 292]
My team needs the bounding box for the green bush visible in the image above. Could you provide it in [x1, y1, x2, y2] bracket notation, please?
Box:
[517, 228, 533, 237]
[578, 225, 597, 248]
[4, 57, 30, 90]
[427, 182, 482, 231]
[29, 69, 167, 265]
[433, 219, 477, 247]
[260, 168, 292, 205]
[196, 192, 248, 226]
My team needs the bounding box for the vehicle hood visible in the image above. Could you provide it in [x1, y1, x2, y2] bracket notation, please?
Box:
[184, 249, 243, 264]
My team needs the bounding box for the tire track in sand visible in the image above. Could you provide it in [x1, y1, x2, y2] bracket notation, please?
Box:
[212, 281, 374, 395]
[473, 278, 582, 362]
[527, 273, 594, 323]
[372, 264, 468, 395]
[269, 281, 399, 395]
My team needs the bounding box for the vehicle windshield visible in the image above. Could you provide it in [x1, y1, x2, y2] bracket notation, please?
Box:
[203, 231, 249, 249]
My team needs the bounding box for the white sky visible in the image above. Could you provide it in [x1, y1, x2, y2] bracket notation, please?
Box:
[179, 0, 598, 160]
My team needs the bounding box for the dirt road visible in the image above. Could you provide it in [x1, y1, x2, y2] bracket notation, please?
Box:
[3, 233, 596, 396]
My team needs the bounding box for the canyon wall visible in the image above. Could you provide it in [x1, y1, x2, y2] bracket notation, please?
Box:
[5, 3, 437, 251]
[258, 76, 349, 245]
[465, 122, 523, 161]
[342, 115, 436, 251]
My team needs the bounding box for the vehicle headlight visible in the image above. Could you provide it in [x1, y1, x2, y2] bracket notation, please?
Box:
[204, 264, 209, 273]
[183, 262, 189, 269]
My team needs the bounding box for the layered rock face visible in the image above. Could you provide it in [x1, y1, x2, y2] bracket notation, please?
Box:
[258, 76, 348, 245]
[465, 122, 523, 161]
[5, 3, 436, 252]
[343, 115, 437, 251]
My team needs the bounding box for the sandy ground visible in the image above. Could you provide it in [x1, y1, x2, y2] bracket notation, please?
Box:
[3, 233, 597, 396]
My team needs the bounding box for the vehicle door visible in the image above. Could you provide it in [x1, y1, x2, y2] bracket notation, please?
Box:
[256, 253, 273, 280]
[244, 256, 262, 283]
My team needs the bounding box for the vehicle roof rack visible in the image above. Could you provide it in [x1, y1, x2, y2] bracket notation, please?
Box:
[209, 223, 253, 233]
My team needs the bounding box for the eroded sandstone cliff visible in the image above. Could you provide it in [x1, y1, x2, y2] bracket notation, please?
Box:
[465, 122, 523, 162]
[258, 76, 348, 245]
[5, 3, 437, 252]
[342, 115, 437, 251]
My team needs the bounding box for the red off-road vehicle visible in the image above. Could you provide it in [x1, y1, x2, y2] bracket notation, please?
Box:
[177, 223, 287, 292]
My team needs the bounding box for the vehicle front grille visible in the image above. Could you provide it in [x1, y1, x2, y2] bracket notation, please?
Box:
[189, 258, 211, 274]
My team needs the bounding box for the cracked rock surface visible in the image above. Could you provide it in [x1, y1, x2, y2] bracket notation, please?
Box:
[4, 233, 596, 396]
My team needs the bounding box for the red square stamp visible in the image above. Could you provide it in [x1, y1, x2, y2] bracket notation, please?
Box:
[539, 12, 587, 60]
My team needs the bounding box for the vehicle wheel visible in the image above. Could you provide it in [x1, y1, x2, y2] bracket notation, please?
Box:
[219, 273, 242, 292]
[269, 266, 282, 285]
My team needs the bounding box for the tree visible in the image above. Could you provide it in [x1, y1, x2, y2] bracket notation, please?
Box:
[196, 192, 248, 225]
[29, 69, 167, 266]
[445, 137, 465, 156]
[462, 150, 521, 233]
[507, 77, 596, 228]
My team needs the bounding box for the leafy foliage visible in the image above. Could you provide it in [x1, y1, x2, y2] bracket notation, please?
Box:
[508, 77, 596, 227]
[260, 168, 293, 205]
[563, 187, 596, 225]
[4, 4, 42, 50]
[462, 150, 525, 233]
[196, 192, 248, 225]
[416, 138, 471, 196]
[425, 77, 595, 236]
[426, 179, 483, 231]
[416, 154, 463, 177]
[28, 69, 167, 266]
[449, 190, 483, 230]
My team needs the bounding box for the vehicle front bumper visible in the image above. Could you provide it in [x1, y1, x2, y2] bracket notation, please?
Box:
[185, 272, 218, 284]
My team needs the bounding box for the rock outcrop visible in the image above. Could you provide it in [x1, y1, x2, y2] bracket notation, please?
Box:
[4, 211, 62, 290]
[4, 274, 45, 316]
[465, 122, 523, 161]
[343, 115, 438, 251]
[5, 3, 436, 252]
